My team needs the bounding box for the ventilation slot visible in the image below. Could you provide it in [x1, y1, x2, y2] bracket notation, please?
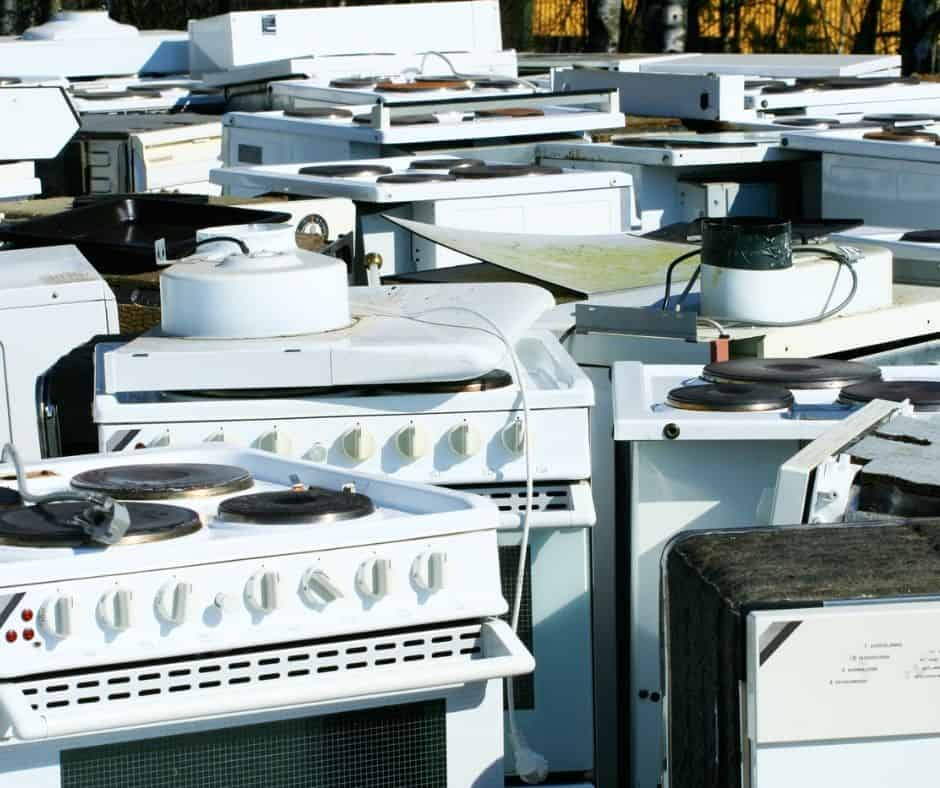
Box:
[498, 544, 535, 710]
[449, 482, 573, 513]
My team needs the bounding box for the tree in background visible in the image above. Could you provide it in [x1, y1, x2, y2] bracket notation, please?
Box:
[901, 0, 940, 71]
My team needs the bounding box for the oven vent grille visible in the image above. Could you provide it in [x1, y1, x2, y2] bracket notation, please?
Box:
[19, 622, 483, 713]
[457, 482, 572, 513]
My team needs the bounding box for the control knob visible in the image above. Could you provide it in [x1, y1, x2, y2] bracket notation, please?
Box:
[394, 421, 430, 461]
[39, 594, 74, 639]
[156, 580, 193, 625]
[356, 558, 392, 600]
[148, 432, 170, 448]
[448, 421, 482, 458]
[256, 429, 292, 456]
[98, 588, 134, 632]
[245, 570, 281, 614]
[501, 418, 527, 455]
[300, 568, 344, 606]
[340, 424, 376, 462]
[411, 551, 447, 593]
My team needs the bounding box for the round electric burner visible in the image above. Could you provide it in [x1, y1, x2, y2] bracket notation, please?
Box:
[329, 77, 382, 89]
[127, 82, 194, 94]
[71, 464, 253, 500]
[760, 82, 815, 95]
[667, 382, 794, 412]
[838, 380, 940, 412]
[776, 117, 841, 129]
[863, 129, 939, 144]
[376, 172, 457, 183]
[899, 229, 940, 243]
[0, 77, 22, 85]
[284, 106, 354, 119]
[352, 113, 440, 126]
[702, 358, 882, 389]
[451, 163, 563, 179]
[862, 113, 937, 127]
[470, 77, 523, 89]
[376, 79, 472, 92]
[298, 164, 394, 178]
[218, 487, 375, 524]
[71, 89, 135, 100]
[373, 369, 513, 394]
[0, 502, 201, 547]
[475, 107, 544, 118]
[409, 157, 484, 170]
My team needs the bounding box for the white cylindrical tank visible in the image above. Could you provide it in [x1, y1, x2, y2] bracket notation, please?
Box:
[161, 248, 350, 338]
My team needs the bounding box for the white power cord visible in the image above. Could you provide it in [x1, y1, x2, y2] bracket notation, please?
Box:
[415, 50, 542, 91]
[366, 301, 548, 783]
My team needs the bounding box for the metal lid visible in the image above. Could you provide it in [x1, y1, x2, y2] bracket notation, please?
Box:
[284, 106, 354, 119]
[838, 380, 940, 412]
[376, 172, 458, 183]
[0, 502, 201, 547]
[451, 163, 564, 179]
[218, 488, 375, 524]
[71, 464, 253, 500]
[298, 164, 394, 178]
[409, 157, 484, 170]
[666, 382, 795, 412]
[702, 358, 882, 389]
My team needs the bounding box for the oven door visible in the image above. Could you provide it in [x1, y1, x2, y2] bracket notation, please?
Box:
[0, 619, 531, 788]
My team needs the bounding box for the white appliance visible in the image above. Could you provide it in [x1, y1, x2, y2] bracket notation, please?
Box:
[212, 154, 633, 275]
[0, 85, 80, 198]
[0, 11, 187, 79]
[556, 69, 940, 124]
[188, 0, 504, 75]
[0, 444, 532, 787]
[220, 90, 624, 168]
[611, 359, 940, 788]
[66, 76, 223, 116]
[0, 245, 117, 460]
[58, 113, 222, 196]
[830, 226, 940, 287]
[531, 133, 813, 232]
[782, 124, 940, 227]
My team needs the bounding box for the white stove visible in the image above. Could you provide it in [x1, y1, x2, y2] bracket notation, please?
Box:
[0, 245, 117, 460]
[556, 68, 940, 125]
[65, 76, 223, 116]
[611, 358, 940, 788]
[220, 89, 624, 168]
[0, 11, 187, 80]
[782, 123, 940, 227]
[188, 0, 505, 75]
[0, 445, 531, 787]
[212, 153, 633, 275]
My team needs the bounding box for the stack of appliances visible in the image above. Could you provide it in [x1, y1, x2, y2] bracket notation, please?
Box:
[220, 89, 624, 168]
[782, 120, 940, 227]
[0, 444, 532, 787]
[0, 85, 79, 199]
[212, 153, 634, 277]
[81, 238, 598, 784]
[42, 113, 223, 197]
[0, 10, 188, 80]
[664, 521, 940, 788]
[612, 357, 940, 788]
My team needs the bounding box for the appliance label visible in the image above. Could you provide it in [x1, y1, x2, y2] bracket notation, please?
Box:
[261, 15, 277, 34]
[749, 601, 940, 743]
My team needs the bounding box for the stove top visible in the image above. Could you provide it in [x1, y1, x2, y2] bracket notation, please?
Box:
[214, 154, 633, 204]
[701, 358, 881, 389]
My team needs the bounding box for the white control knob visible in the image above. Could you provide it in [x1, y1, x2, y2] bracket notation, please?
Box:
[98, 588, 134, 632]
[501, 418, 526, 455]
[256, 429, 292, 456]
[148, 432, 170, 448]
[156, 581, 192, 626]
[356, 558, 392, 600]
[300, 568, 344, 606]
[340, 424, 376, 462]
[304, 442, 328, 463]
[204, 428, 227, 443]
[411, 551, 447, 593]
[245, 570, 281, 614]
[448, 421, 482, 458]
[394, 421, 430, 461]
[39, 594, 74, 639]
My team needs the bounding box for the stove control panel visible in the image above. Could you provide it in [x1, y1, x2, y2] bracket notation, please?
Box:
[0, 529, 501, 674]
[99, 408, 591, 484]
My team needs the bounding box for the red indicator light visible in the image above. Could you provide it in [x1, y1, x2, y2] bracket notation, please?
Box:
[21, 609, 33, 622]
[5, 630, 16, 643]
[22, 628, 34, 641]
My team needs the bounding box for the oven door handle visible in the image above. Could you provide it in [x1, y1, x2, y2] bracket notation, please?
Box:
[0, 619, 533, 742]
